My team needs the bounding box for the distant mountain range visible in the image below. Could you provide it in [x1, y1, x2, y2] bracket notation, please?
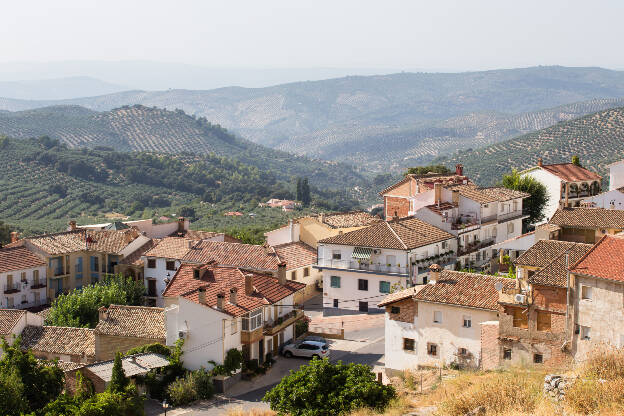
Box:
[1, 66, 624, 171]
[0, 76, 127, 100]
[436, 106, 624, 186]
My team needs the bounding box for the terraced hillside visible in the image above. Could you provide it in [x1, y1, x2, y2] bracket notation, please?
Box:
[2, 66, 624, 171]
[0, 105, 368, 190]
[438, 107, 624, 186]
[0, 137, 359, 236]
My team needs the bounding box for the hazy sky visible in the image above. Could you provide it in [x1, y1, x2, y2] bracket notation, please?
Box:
[2, 0, 624, 71]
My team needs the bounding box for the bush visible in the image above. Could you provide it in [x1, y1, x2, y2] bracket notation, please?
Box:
[187, 369, 214, 400]
[295, 318, 309, 338]
[167, 376, 197, 406]
[263, 359, 395, 416]
[125, 343, 171, 358]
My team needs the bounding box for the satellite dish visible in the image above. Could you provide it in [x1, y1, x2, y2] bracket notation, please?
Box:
[494, 281, 503, 291]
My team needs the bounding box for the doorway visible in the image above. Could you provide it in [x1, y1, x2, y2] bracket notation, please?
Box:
[258, 339, 264, 364]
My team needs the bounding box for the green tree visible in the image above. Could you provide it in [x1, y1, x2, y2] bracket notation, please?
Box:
[295, 177, 303, 202]
[0, 370, 28, 416]
[502, 169, 549, 228]
[0, 221, 12, 246]
[405, 164, 451, 176]
[263, 359, 395, 416]
[572, 155, 581, 166]
[108, 352, 128, 393]
[300, 178, 311, 207]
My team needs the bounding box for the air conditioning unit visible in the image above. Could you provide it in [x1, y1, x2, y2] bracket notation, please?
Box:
[178, 330, 187, 339]
[514, 294, 527, 304]
[373, 249, 381, 255]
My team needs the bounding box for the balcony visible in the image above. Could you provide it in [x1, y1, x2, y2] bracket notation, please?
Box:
[450, 216, 480, 232]
[263, 309, 304, 336]
[458, 238, 495, 257]
[316, 258, 408, 276]
[412, 252, 456, 270]
[30, 280, 47, 289]
[498, 210, 524, 222]
[498, 287, 532, 305]
[241, 327, 264, 344]
[4, 283, 21, 294]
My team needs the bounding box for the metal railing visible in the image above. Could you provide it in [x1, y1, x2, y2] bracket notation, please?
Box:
[498, 211, 523, 222]
[4, 283, 21, 294]
[317, 258, 408, 275]
[458, 238, 496, 257]
[30, 280, 47, 289]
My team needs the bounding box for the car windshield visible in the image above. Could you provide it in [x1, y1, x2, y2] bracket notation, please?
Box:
[322, 345, 328, 350]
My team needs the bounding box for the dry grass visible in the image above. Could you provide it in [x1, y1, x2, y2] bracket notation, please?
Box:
[224, 408, 276, 416]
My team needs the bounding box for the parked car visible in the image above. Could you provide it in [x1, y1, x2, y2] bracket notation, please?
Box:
[282, 340, 330, 359]
[304, 335, 328, 345]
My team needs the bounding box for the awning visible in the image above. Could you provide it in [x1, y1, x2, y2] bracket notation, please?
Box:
[351, 247, 373, 260]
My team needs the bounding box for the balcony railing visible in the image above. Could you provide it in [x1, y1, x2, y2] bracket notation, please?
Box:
[450, 217, 480, 231]
[498, 211, 524, 222]
[30, 280, 47, 289]
[317, 258, 408, 275]
[263, 309, 304, 336]
[458, 238, 496, 257]
[4, 283, 21, 294]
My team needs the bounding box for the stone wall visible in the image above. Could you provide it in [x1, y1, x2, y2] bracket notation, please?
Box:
[385, 196, 410, 219]
[480, 321, 499, 370]
[94, 334, 165, 361]
[386, 298, 417, 323]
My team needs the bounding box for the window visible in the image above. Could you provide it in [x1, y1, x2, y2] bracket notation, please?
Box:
[427, 343, 438, 356]
[303, 267, 310, 277]
[442, 241, 448, 250]
[458, 347, 468, 356]
[433, 311, 442, 324]
[291, 271, 297, 280]
[21, 294, 26, 304]
[34, 292, 40, 304]
[33, 270, 39, 284]
[386, 255, 396, 266]
[537, 311, 551, 331]
[358, 279, 368, 291]
[147, 258, 156, 269]
[403, 338, 415, 351]
[166, 261, 176, 271]
[242, 309, 262, 331]
[500, 204, 504, 213]
[507, 222, 514, 234]
[533, 354, 543, 364]
[463, 315, 472, 328]
[581, 326, 591, 340]
[379, 281, 390, 294]
[475, 251, 481, 262]
[513, 200, 518, 211]
[332, 250, 342, 260]
[7, 297, 13, 308]
[390, 306, 400, 314]
[20, 272, 26, 282]
[359, 301, 369, 312]
[90, 256, 99, 272]
[193, 269, 200, 279]
[330, 276, 341, 288]
[75, 257, 83, 274]
[503, 348, 512, 360]
[581, 285, 593, 300]
[231, 319, 238, 334]
[511, 307, 528, 329]
[333, 299, 339, 308]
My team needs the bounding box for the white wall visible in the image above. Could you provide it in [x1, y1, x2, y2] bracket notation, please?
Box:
[265, 222, 300, 246]
[385, 314, 420, 371]
[609, 161, 624, 191]
[143, 257, 183, 306]
[582, 189, 624, 210]
[522, 168, 561, 223]
[0, 265, 47, 309]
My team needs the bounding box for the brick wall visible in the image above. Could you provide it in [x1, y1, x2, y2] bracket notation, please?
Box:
[385, 298, 417, 323]
[480, 321, 500, 370]
[94, 334, 165, 361]
[533, 285, 567, 313]
[385, 197, 410, 219]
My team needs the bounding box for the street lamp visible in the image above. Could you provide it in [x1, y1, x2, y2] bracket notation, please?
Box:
[162, 399, 169, 415]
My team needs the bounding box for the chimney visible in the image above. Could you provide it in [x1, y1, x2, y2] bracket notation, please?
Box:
[277, 262, 287, 285]
[537, 157, 543, 167]
[10, 231, 19, 244]
[187, 240, 194, 249]
[69, 220, 77, 231]
[216, 292, 225, 310]
[98, 306, 108, 322]
[428, 264, 442, 284]
[452, 189, 460, 206]
[263, 243, 272, 255]
[245, 273, 254, 296]
[434, 182, 442, 205]
[198, 286, 206, 304]
[229, 287, 238, 305]
[289, 220, 295, 242]
[564, 182, 570, 208]
[455, 164, 463, 176]
[319, 213, 325, 224]
[178, 217, 186, 232]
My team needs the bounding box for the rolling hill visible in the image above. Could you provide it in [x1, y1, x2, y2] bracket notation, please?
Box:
[1, 66, 624, 171]
[0, 76, 127, 100]
[436, 106, 624, 186]
[0, 104, 368, 190]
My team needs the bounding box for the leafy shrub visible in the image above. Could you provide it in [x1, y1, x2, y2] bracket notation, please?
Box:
[188, 369, 214, 400]
[263, 359, 395, 416]
[125, 343, 171, 358]
[167, 376, 197, 406]
[295, 318, 309, 338]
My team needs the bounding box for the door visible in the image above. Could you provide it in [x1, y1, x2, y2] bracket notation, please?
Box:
[259, 339, 264, 364]
[273, 335, 279, 356]
[359, 301, 369, 313]
[148, 279, 157, 297]
[34, 291, 40, 305]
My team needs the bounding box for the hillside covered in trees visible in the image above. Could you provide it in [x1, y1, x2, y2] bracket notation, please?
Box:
[0, 136, 359, 236]
[437, 106, 624, 185]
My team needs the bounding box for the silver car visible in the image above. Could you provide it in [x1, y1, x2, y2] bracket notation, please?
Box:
[283, 340, 330, 359]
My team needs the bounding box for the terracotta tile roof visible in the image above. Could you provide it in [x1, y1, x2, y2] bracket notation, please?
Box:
[378, 286, 422, 307]
[536, 223, 561, 233]
[84, 353, 170, 382]
[55, 360, 85, 372]
[478, 187, 530, 201]
[549, 208, 624, 229]
[570, 235, 624, 282]
[414, 271, 516, 311]
[425, 202, 455, 216]
[182, 241, 280, 271]
[446, 184, 529, 204]
[319, 211, 381, 228]
[0, 245, 45, 273]
[530, 243, 592, 287]
[21, 325, 95, 358]
[540, 163, 602, 182]
[0, 309, 26, 335]
[319, 217, 454, 250]
[144, 237, 197, 259]
[26, 229, 140, 255]
[169, 229, 239, 242]
[379, 173, 472, 196]
[94, 305, 165, 340]
[515, 240, 583, 268]
[163, 264, 305, 317]
[273, 242, 317, 270]
[120, 238, 160, 266]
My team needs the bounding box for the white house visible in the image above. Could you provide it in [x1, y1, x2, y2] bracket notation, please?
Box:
[0, 245, 48, 309]
[581, 159, 624, 210]
[163, 263, 305, 370]
[316, 217, 457, 315]
[379, 266, 515, 374]
[0, 309, 44, 346]
[520, 158, 602, 222]
[413, 183, 529, 269]
[608, 159, 624, 191]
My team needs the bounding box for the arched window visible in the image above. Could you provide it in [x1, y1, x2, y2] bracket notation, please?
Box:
[569, 183, 579, 198]
[590, 181, 601, 196]
[580, 182, 589, 196]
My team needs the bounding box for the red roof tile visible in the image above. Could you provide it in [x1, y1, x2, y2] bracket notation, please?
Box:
[540, 163, 602, 182]
[182, 241, 280, 271]
[144, 237, 197, 259]
[273, 242, 317, 270]
[0, 246, 45, 273]
[570, 235, 624, 282]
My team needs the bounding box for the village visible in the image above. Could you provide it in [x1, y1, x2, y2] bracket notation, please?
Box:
[1, 156, 624, 414]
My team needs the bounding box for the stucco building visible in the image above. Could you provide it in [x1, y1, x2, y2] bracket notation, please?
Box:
[0, 244, 47, 309]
